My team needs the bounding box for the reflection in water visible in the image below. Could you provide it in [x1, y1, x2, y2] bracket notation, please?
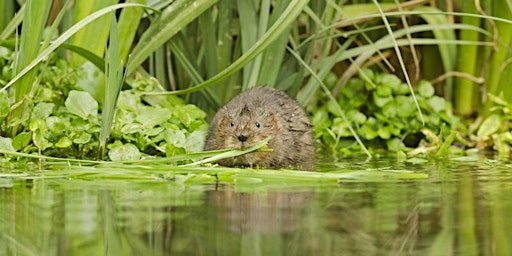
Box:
[1, 160, 512, 255]
[208, 189, 312, 234]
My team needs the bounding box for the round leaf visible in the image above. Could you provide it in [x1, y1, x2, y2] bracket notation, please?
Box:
[65, 90, 98, 119]
[109, 143, 141, 161]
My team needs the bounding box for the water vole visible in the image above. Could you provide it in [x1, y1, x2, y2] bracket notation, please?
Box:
[205, 87, 314, 169]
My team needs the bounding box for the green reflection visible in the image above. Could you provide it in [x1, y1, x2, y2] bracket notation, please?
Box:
[1, 159, 512, 255]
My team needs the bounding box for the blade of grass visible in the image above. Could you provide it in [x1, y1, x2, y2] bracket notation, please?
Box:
[257, 0, 294, 87]
[99, 14, 126, 159]
[10, 0, 52, 133]
[118, 0, 146, 63]
[0, 2, 22, 40]
[454, 1, 480, 115]
[371, 0, 424, 125]
[0, 3, 149, 93]
[126, 0, 219, 76]
[155, 0, 310, 95]
[286, 45, 372, 159]
[483, 0, 512, 114]
[69, 0, 117, 66]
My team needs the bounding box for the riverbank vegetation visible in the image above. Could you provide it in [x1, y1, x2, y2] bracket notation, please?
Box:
[1, 0, 511, 165]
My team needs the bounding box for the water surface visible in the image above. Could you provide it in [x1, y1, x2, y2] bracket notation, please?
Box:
[1, 156, 511, 255]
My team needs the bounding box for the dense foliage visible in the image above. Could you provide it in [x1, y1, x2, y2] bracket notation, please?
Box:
[0, 49, 208, 161]
[0, 0, 511, 163]
[313, 69, 459, 154]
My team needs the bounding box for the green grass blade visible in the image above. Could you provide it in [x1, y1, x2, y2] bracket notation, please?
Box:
[159, 0, 310, 95]
[10, 0, 51, 131]
[257, 0, 294, 87]
[99, 14, 125, 158]
[371, 0, 424, 124]
[454, 2, 480, 115]
[59, 43, 105, 71]
[0, 2, 22, 40]
[483, 0, 512, 114]
[0, 3, 149, 94]
[69, 0, 118, 66]
[126, 0, 219, 76]
[286, 46, 371, 158]
[118, 0, 146, 62]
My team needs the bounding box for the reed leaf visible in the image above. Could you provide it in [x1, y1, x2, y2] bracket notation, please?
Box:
[161, 0, 310, 95]
[99, 14, 126, 159]
[69, 0, 118, 66]
[372, 0, 424, 124]
[454, 2, 480, 115]
[0, 3, 148, 94]
[9, 0, 51, 133]
[118, 0, 146, 63]
[483, 0, 512, 114]
[0, 3, 22, 40]
[126, 0, 219, 76]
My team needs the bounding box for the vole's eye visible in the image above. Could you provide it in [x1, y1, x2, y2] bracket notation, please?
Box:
[230, 122, 235, 127]
[255, 122, 261, 128]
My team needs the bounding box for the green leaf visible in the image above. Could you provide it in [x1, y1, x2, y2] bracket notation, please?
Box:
[127, 0, 218, 75]
[12, 132, 31, 151]
[376, 85, 392, 97]
[387, 138, 405, 152]
[56, 137, 73, 148]
[477, 114, 501, 137]
[185, 130, 207, 152]
[0, 92, 8, 122]
[382, 102, 398, 118]
[165, 129, 186, 148]
[0, 137, 15, 152]
[428, 96, 446, 113]
[349, 110, 367, 124]
[378, 126, 392, 140]
[65, 90, 98, 119]
[32, 102, 54, 119]
[163, 0, 310, 95]
[136, 107, 172, 128]
[29, 119, 47, 132]
[174, 105, 206, 127]
[73, 133, 92, 144]
[373, 92, 392, 107]
[395, 96, 416, 118]
[381, 74, 401, 90]
[108, 143, 141, 161]
[418, 80, 435, 98]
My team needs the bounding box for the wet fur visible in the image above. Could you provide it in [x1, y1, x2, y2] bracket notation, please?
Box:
[205, 87, 314, 169]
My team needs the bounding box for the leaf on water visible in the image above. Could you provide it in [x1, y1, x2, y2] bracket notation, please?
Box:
[477, 114, 500, 137]
[109, 143, 141, 161]
[65, 90, 98, 119]
[0, 137, 16, 152]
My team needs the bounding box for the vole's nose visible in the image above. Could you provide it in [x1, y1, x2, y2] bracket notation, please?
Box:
[238, 134, 248, 142]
